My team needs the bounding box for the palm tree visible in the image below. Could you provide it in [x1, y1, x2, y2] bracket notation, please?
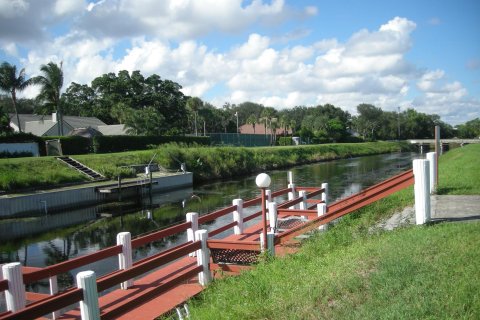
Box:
[246, 114, 257, 134]
[33, 62, 64, 135]
[186, 97, 203, 136]
[0, 62, 33, 133]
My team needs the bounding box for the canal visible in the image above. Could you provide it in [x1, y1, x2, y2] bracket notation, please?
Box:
[0, 151, 419, 296]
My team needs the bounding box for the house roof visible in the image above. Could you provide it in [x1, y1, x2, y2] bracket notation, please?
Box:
[97, 124, 128, 135]
[10, 114, 106, 129]
[10, 113, 107, 136]
[239, 124, 291, 135]
[68, 127, 103, 138]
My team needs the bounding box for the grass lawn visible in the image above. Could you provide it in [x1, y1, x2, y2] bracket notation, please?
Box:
[169, 144, 480, 319]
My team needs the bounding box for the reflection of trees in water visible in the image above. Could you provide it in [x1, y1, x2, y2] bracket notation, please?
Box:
[42, 238, 76, 289]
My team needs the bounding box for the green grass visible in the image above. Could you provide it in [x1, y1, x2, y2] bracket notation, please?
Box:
[0, 141, 408, 192]
[437, 144, 480, 194]
[165, 144, 480, 319]
[0, 156, 88, 191]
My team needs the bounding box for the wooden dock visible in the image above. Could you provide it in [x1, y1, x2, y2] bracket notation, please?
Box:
[0, 169, 415, 320]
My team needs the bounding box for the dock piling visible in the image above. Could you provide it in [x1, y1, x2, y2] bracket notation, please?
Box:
[195, 230, 211, 286]
[232, 199, 244, 235]
[117, 232, 133, 289]
[186, 212, 199, 257]
[413, 159, 431, 224]
[76, 270, 101, 320]
[2, 262, 26, 312]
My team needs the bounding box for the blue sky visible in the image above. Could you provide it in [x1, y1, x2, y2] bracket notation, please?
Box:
[1, 0, 479, 125]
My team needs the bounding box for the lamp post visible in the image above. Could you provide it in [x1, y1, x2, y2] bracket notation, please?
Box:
[235, 112, 239, 133]
[256, 173, 271, 250]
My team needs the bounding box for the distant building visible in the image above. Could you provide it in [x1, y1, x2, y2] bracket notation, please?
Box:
[9, 113, 127, 136]
[239, 124, 291, 135]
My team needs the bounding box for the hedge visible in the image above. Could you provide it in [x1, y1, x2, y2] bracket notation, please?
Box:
[277, 136, 293, 146]
[93, 135, 211, 153]
[41, 136, 92, 155]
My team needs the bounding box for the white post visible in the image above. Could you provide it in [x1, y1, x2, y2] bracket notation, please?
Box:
[49, 275, 60, 319]
[288, 191, 295, 209]
[186, 212, 199, 257]
[2, 262, 26, 312]
[76, 270, 100, 320]
[317, 203, 328, 231]
[232, 199, 244, 235]
[413, 159, 431, 225]
[265, 189, 272, 219]
[288, 171, 294, 185]
[268, 202, 278, 232]
[321, 183, 329, 206]
[116, 232, 133, 289]
[426, 152, 437, 194]
[267, 231, 275, 256]
[299, 190, 307, 210]
[195, 230, 211, 286]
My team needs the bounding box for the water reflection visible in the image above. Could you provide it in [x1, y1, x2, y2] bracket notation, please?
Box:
[0, 152, 419, 294]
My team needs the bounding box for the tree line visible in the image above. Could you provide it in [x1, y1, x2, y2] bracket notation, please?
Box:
[1, 61, 479, 140]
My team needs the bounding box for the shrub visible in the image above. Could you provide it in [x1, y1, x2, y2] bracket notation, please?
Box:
[277, 136, 293, 146]
[92, 135, 210, 153]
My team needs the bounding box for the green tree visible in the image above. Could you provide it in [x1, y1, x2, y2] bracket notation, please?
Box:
[0, 62, 33, 132]
[33, 62, 64, 135]
[125, 106, 166, 135]
[186, 97, 203, 136]
[246, 114, 257, 134]
[62, 82, 95, 117]
[455, 118, 480, 138]
[0, 108, 13, 135]
[355, 104, 383, 140]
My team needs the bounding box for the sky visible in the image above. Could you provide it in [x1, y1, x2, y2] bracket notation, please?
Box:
[0, 0, 479, 125]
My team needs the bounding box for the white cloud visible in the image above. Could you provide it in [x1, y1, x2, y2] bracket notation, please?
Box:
[54, 0, 85, 16]
[7, 12, 479, 125]
[0, 0, 29, 18]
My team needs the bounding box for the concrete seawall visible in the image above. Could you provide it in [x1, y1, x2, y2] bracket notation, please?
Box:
[0, 172, 193, 218]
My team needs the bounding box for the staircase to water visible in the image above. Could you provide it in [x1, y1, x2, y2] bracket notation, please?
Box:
[56, 156, 105, 180]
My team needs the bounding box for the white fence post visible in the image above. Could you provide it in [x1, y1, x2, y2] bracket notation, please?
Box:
[288, 171, 294, 185]
[76, 270, 100, 320]
[2, 262, 26, 312]
[268, 202, 278, 232]
[195, 230, 211, 286]
[426, 152, 437, 194]
[317, 203, 327, 231]
[265, 189, 272, 220]
[321, 183, 329, 207]
[299, 190, 307, 210]
[49, 275, 60, 319]
[186, 212, 199, 257]
[413, 159, 431, 225]
[116, 232, 133, 289]
[288, 191, 295, 209]
[232, 199, 244, 235]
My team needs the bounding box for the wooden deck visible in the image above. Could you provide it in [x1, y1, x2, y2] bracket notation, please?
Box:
[56, 215, 307, 320]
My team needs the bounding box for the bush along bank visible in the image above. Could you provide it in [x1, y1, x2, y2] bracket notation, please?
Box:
[0, 141, 410, 192]
[154, 141, 411, 182]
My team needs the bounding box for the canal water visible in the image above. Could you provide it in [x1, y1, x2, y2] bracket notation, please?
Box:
[0, 151, 419, 296]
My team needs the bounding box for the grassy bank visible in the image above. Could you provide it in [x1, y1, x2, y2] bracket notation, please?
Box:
[0, 141, 408, 192]
[170, 144, 480, 319]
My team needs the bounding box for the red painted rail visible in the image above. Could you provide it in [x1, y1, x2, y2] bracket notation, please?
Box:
[277, 169, 414, 244]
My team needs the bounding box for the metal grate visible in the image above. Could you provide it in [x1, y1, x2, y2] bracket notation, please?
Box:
[211, 249, 259, 265]
[277, 217, 307, 231]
